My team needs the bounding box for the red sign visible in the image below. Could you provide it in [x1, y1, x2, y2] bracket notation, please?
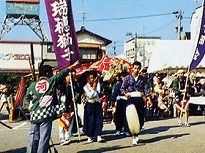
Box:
[6, 0, 40, 3]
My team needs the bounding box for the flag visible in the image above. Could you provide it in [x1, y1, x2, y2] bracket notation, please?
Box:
[190, 1, 205, 70]
[13, 77, 25, 108]
[58, 112, 74, 130]
[45, 0, 80, 69]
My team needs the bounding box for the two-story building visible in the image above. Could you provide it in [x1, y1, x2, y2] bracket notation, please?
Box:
[0, 26, 112, 74]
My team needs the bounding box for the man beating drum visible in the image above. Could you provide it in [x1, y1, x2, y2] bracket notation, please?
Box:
[120, 61, 148, 145]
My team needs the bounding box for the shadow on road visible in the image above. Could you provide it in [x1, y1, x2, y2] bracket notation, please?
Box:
[1, 147, 26, 153]
[141, 125, 179, 135]
[190, 121, 205, 126]
[102, 129, 116, 135]
[101, 129, 130, 142]
[77, 145, 132, 153]
[142, 133, 189, 144]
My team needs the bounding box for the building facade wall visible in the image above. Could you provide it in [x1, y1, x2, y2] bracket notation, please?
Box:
[190, 6, 202, 41]
[0, 41, 57, 73]
[124, 37, 160, 67]
[0, 31, 109, 72]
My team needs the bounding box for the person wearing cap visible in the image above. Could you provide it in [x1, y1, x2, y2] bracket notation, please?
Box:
[26, 61, 79, 153]
[171, 69, 191, 127]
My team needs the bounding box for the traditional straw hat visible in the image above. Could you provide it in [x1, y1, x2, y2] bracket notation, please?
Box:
[0, 84, 7, 92]
[177, 69, 185, 74]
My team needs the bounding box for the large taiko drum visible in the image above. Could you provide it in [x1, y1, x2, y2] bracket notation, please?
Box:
[126, 104, 141, 135]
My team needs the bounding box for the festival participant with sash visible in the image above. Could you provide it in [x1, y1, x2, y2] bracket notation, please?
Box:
[83, 71, 104, 143]
[57, 70, 80, 145]
[26, 61, 79, 153]
[120, 61, 148, 145]
[112, 73, 129, 136]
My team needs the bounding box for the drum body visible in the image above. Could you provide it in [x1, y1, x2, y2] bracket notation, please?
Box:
[126, 104, 140, 135]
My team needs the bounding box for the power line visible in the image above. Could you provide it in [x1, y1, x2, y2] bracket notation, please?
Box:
[146, 19, 176, 36]
[75, 12, 173, 22]
[0, 12, 191, 24]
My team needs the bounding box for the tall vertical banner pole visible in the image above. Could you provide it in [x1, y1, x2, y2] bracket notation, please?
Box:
[69, 72, 81, 141]
[45, 0, 81, 141]
[30, 43, 36, 81]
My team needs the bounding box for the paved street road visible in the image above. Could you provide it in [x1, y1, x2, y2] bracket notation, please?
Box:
[0, 115, 205, 153]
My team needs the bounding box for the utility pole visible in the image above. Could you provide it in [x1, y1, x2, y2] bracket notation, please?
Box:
[140, 43, 146, 68]
[173, 10, 183, 40]
[81, 0, 87, 26]
[112, 41, 116, 56]
[134, 33, 138, 62]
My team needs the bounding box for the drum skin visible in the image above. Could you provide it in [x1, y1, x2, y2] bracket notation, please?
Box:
[126, 104, 140, 135]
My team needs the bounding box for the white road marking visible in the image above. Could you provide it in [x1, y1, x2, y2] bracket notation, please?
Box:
[12, 122, 27, 130]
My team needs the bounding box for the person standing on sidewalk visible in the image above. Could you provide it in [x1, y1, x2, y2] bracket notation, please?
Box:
[0, 84, 10, 115]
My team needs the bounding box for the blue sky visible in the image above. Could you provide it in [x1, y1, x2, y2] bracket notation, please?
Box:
[0, 0, 203, 55]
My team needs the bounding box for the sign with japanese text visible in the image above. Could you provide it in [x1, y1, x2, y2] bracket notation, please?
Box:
[45, 0, 80, 69]
[0, 42, 41, 72]
[6, 2, 40, 15]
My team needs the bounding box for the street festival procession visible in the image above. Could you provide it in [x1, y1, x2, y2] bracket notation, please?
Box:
[1, 0, 205, 153]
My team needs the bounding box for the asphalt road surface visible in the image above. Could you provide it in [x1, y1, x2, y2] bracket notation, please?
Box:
[0, 115, 205, 153]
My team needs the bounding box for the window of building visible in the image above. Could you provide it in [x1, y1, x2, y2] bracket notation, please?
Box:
[81, 49, 97, 60]
[47, 45, 54, 53]
[42, 42, 54, 53]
